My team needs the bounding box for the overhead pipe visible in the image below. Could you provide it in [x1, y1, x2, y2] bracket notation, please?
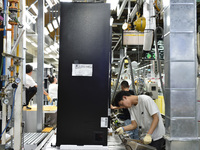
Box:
[111, 47, 136, 104]
[154, 27, 165, 98]
[130, 0, 143, 22]
[117, 0, 128, 20]
[16, 0, 20, 75]
[2, 0, 7, 87]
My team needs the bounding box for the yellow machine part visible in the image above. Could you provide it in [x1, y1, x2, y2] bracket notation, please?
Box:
[127, 23, 132, 30]
[154, 95, 165, 115]
[133, 12, 146, 32]
[154, 0, 161, 12]
[124, 59, 128, 63]
[42, 127, 53, 133]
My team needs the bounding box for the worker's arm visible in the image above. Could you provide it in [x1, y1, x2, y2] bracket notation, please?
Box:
[43, 90, 48, 96]
[123, 120, 137, 131]
[116, 120, 137, 134]
[110, 104, 124, 110]
[147, 113, 159, 135]
[143, 113, 159, 144]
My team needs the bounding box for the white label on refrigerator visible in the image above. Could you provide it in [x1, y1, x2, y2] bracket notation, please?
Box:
[101, 117, 108, 128]
[72, 64, 93, 77]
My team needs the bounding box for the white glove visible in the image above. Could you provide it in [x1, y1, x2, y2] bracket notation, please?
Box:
[143, 134, 152, 144]
[116, 127, 124, 135]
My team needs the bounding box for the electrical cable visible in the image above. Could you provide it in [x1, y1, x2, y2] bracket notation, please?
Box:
[0, 88, 17, 139]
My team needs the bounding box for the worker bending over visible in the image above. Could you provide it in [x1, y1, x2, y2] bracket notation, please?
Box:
[113, 91, 165, 150]
[111, 80, 138, 139]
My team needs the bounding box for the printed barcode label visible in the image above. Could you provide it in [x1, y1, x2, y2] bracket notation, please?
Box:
[101, 117, 108, 128]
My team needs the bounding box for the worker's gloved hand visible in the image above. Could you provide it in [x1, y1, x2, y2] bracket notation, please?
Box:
[115, 127, 124, 135]
[47, 95, 52, 103]
[143, 134, 152, 145]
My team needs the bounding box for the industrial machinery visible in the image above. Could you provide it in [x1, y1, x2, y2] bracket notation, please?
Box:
[145, 82, 158, 99]
[133, 12, 146, 32]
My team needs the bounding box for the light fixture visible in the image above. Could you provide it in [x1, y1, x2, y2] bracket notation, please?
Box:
[26, 11, 36, 24]
[31, 4, 38, 15]
[54, 42, 59, 49]
[46, 0, 53, 8]
[163, 0, 169, 8]
[106, 0, 119, 10]
[60, 0, 72, 2]
[52, 19, 59, 29]
[26, 38, 31, 43]
[31, 42, 38, 47]
[132, 48, 137, 51]
[44, 50, 48, 54]
[57, 16, 60, 25]
[54, 0, 59, 4]
[46, 47, 51, 53]
[49, 54, 54, 58]
[44, 27, 49, 35]
[110, 17, 114, 26]
[44, 6, 48, 13]
[47, 23, 54, 32]
[24, 23, 30, 29]
[50, 45, 56, 51]
[54, 58, 58, 61]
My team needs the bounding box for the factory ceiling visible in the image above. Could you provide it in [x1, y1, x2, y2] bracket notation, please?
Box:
[25, 0, 200, 71]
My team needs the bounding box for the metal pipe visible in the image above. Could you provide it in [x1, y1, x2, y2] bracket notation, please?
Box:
[10, 29, 25, 54]
[111, 56, 125, 104]
[111, 55, 136, 103]
[154, 27, 165, 98]
[2, 0, 7, 87]
[127, 0, 130, 21]
[127, 56, 136, 94]
[11, 58, 13, 76]
[112, 36, 122, 52]
[1, 0, 7, 144]
[37, 0, 44, 132]
[16, 0, 20, 74]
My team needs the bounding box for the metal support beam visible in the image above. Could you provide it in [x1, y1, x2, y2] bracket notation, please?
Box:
[130, 0, 143, 22]
[37, 0, 44, 132]
[164, 0, 199, 149]
[14, 0, 25, 148]
[117, 0, 128, 20]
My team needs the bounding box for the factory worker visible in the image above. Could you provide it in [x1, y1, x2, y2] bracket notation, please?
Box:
[113, 91, 165, 150]
[47, 75, 58, 105]
[25, 64, 51, 109]
[111, 80, 138, 139]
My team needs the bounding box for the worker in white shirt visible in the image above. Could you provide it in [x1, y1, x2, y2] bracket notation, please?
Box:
[47, 75, 58, 105]
[113, 91, 165, 150]
[25, 64, 51, 109]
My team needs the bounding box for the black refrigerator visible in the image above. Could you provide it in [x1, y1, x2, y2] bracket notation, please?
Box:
[56, 2, 111, 146]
